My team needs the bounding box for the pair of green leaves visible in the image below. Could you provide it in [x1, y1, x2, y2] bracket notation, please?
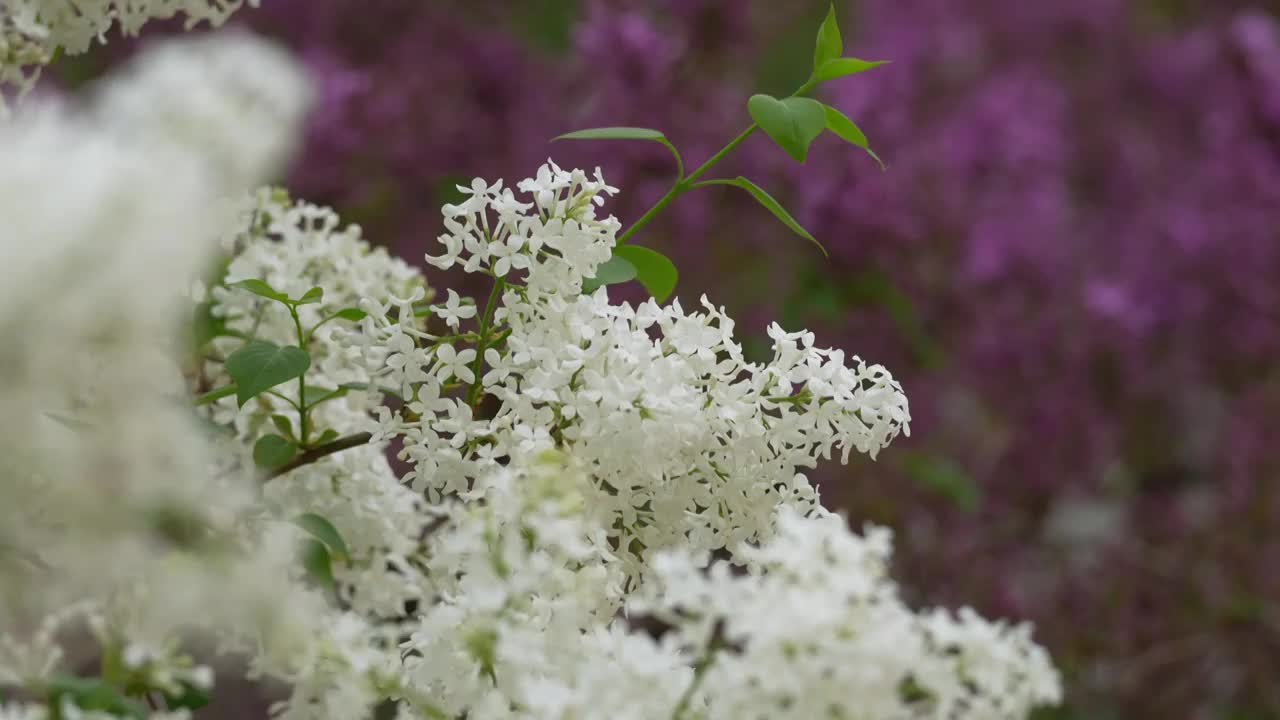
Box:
[748, 6, 886, 166]
[231, 278, 324, 306]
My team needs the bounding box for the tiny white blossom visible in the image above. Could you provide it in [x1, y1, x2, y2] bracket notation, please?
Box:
[435, 289, 477, 329]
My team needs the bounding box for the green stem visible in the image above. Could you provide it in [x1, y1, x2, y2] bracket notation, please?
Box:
[616, 124, 758, 246]
[615, 74, 826, 247]
[289, 306, 310, 445]
[467, 278, 505, 408]
[685, 124, 757, 185]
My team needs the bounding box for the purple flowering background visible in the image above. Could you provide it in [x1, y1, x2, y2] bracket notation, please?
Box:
[60, 0, 1280, 716]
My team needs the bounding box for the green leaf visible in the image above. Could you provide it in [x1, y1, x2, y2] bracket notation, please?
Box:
[225, 340, 311, 407]
[193, 385, 237, 406]
[253, 434, 297, 469]
[295, 286, 324, 305]
[812, 57, 889, 83]
[308, 386, 348, 406]
[814, 4, 843, 70]
[46, 675, 146, 719]
[270, 414, 294, 438]
[612, 245, 678, 303]
[315, 428, 340, 445]
[192, 302, 225, 348]
[332, 307, 367, 322]
[747, 94, 827, 163]
[299, 539, 334, 589]
[694, 177, 827, 256]
[554, 127, 666, 141]
[554, 127, 683, 175]
[295, 512, 350, 560]
[230, 278, 291, 304]
[824, 105, 885, 169]
[582, 255, 638, 295]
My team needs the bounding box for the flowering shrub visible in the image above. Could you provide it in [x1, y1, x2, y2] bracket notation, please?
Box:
[0, 5, 1061, 719]
[228, 2, 1280, 715]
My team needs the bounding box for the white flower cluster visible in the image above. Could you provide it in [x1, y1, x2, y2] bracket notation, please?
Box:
[91, 29, 314, 190]
[0, 28, 400, 720]
[0, 0, 258, 112]
[357, 163, 911, 576]
[1, 12, 1062, 720]
[639, 507, 1063, 719]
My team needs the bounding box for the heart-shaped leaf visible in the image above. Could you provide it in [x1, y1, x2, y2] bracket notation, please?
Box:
[225, 340, 311, 407]
[814, 4, 843, 70]
[747, 95, 827, 163]
[612, 245, 678, 303]
[694, 177, 826, 256]
[582, 255, 638, 295]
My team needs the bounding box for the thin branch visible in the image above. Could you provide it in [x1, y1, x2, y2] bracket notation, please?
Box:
[269, 432, 373, 480]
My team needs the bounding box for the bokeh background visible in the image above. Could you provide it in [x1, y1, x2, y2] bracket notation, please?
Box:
[52, 1, 1280, 717]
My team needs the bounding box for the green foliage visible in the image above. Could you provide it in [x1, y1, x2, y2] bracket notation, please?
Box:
[747, 94, 827, 163]
[295, 512, 350, 561]
[813, 57, 889, 83]
[231, 279, 326, 307]
[695, 177, 826, 256]
[192, 301, 225, 349]
[299, 539, 335, 589]
[225, 341, 311, 407]
[554, 127, 665, 141]
[231, 278, 291, 304]
[192, 385, 238, 406]
[295, 287, 325, 305]
[330, 307, 368, 322]
[554, 127, 683, 175]
[46, 675, 146, 720]
[271, 414, 295, 439]
[814, 4, 843, 69]
[253, 434, 297, 469]
[582, 255, 638, 295]
[612, 245, 679, 303]
[823, 105, 884, 168]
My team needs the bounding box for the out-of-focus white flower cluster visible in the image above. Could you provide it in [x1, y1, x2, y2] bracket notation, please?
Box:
[0, 0, 258, 114]
[0, 26, 401, 720]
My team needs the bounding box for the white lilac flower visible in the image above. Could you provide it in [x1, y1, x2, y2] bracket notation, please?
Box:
[0, 0, 261, 111]
[435, 289, 478, 329]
